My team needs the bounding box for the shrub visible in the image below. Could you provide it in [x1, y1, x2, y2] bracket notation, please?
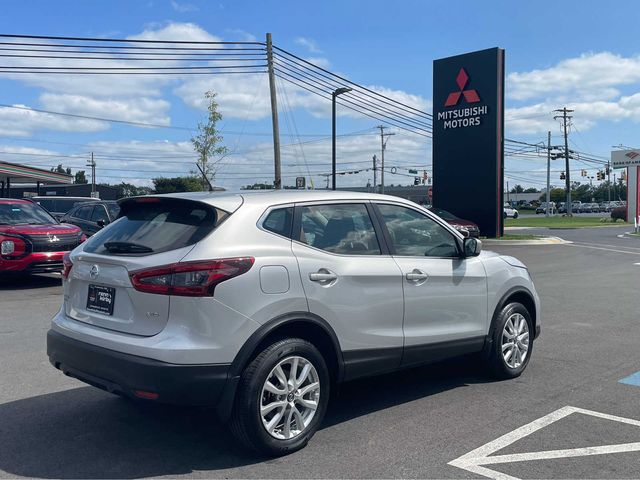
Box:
[611, 207, 627, 222]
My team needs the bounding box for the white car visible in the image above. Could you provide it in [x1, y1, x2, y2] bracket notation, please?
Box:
[504, 204, 519, 219]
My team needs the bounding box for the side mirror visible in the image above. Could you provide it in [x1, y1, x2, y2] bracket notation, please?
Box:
[97, 219, 106, 228]
[463, 237, 482, 257]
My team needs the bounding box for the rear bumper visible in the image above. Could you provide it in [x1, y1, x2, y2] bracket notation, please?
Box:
[47, 329, 230, 406]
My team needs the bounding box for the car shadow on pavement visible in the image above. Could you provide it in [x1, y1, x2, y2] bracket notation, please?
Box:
[0, 274, 61, 290]
[0, 357, 493, 478]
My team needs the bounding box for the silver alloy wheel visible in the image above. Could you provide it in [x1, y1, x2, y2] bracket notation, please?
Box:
[260, 356, 320, 440]
[501, 313, 530, 369]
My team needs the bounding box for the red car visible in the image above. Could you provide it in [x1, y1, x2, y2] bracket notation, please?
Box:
[428, 206, 480, 238]
[0, 198, 85, 274]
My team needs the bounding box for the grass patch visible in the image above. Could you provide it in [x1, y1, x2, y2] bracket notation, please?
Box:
[486, 234, 541, 240]
[505, 216, 629, 228]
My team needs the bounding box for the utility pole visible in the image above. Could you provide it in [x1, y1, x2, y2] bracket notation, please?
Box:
[546, 131, 551, 217]
[87, 152, 96, 197]
[607, 160, 611, 202]
[266, 33, 281, 189]
[377, 125, 395, 194]
[554, 108, 574, 215]
[372, 154, 377, 193]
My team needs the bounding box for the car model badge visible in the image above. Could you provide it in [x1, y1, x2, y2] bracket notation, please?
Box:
[47, 234, 60, 243]
[89, 265, 100, 279]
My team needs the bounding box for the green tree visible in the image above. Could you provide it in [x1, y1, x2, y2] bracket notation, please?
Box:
[524, 187, 539, 193]
[153, 176, 202, 194]
[242, 183, 274, 190]
[74, 170, 88, 184]
[191, 91, 228, 191]
[114, 182, 153, 198]
[510, 184, 524, 193]
[51, 164, 71, 175]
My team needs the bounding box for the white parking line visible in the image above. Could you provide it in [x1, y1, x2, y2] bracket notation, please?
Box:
[564, 243, 640, 255]
[448, 406, 640, 480]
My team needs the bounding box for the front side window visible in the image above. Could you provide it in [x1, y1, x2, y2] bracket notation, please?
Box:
[299, 203, 380, 255]
[75, 205, 94, 220]
[377, 204, 459, 257]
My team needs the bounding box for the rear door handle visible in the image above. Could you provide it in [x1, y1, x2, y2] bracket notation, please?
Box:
[405, 269, 428, 282]
[309, 269, 338, 283]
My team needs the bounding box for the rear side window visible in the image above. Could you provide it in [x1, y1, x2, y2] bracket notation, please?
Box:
[83, 198, 223, 256]
[106, 203, 121, 219]
[262, 207, 293, 238]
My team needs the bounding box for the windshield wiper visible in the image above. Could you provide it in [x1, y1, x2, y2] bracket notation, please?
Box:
[104, 241, 153, 253]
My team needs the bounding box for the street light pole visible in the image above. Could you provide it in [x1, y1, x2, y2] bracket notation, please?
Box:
[331, 87, 352, 190]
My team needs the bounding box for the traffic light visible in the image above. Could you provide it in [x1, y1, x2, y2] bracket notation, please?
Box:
[414, 176, 420, 185]
[605, 165, 610, 175]
[597, 171, 604, 181]
[560, 171, 565, 180]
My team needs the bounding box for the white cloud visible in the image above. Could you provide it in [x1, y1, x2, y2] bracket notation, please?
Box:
[175, 73, 271, 120]
[170, 0, 198, 12]
[0, 104, 107, 137]
[507, 52, 640, 102]
[505, 92, 640, 135]
[224, 29, 257, 42]
[294, 37, 322, 54]
[40, 93, 171, 126]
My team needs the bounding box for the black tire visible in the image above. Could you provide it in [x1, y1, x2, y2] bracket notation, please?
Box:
[230, 338, 330, 456]
[486, 302, 534, 379]
[513, 212, 519, 219]
[503, 211, 507, 219]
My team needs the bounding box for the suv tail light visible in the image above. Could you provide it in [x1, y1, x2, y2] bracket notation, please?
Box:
[62, 252, 73, 279]
[129, 257, 254, 297]
[0, 235, 27, 259]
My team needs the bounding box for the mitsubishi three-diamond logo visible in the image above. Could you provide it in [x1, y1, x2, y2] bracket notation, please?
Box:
[625, 151, 639, 159]
[437, 67, 487, 130]
[445, 68, 480, 107]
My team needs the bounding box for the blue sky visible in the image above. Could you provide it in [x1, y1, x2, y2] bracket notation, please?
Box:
[0, 0, 638, 190]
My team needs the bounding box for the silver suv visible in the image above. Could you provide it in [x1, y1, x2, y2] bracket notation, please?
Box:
[47, 191, 540, 455]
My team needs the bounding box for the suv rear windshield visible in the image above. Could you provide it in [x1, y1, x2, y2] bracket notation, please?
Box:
[83, 198, 224, 256]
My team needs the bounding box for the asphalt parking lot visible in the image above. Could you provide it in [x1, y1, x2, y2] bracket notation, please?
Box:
[1, 225, 640, 479]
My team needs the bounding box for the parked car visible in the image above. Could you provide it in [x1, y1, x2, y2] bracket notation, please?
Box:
[557, 202, 566, 213]
[47, 191, 540, 455]
[33, 196, 99, 221]
[60, 200, 120, 237]
[427, 206, 480, 237]
[579, 203, 592, 213]
[0, 198, 85, 274]
[503, 203, 519, 218]
[535, 202, 556, 214]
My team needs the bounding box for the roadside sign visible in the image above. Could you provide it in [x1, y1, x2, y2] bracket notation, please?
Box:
[295, 176, 306, 189]
[611, 149, 640, 168]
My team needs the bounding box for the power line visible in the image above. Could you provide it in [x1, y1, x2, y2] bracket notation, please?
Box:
[0, 33, 264, 45]
[273, 46, 432, 118]
[274, 53, 432, 126]
[276, 73, 431, 138]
